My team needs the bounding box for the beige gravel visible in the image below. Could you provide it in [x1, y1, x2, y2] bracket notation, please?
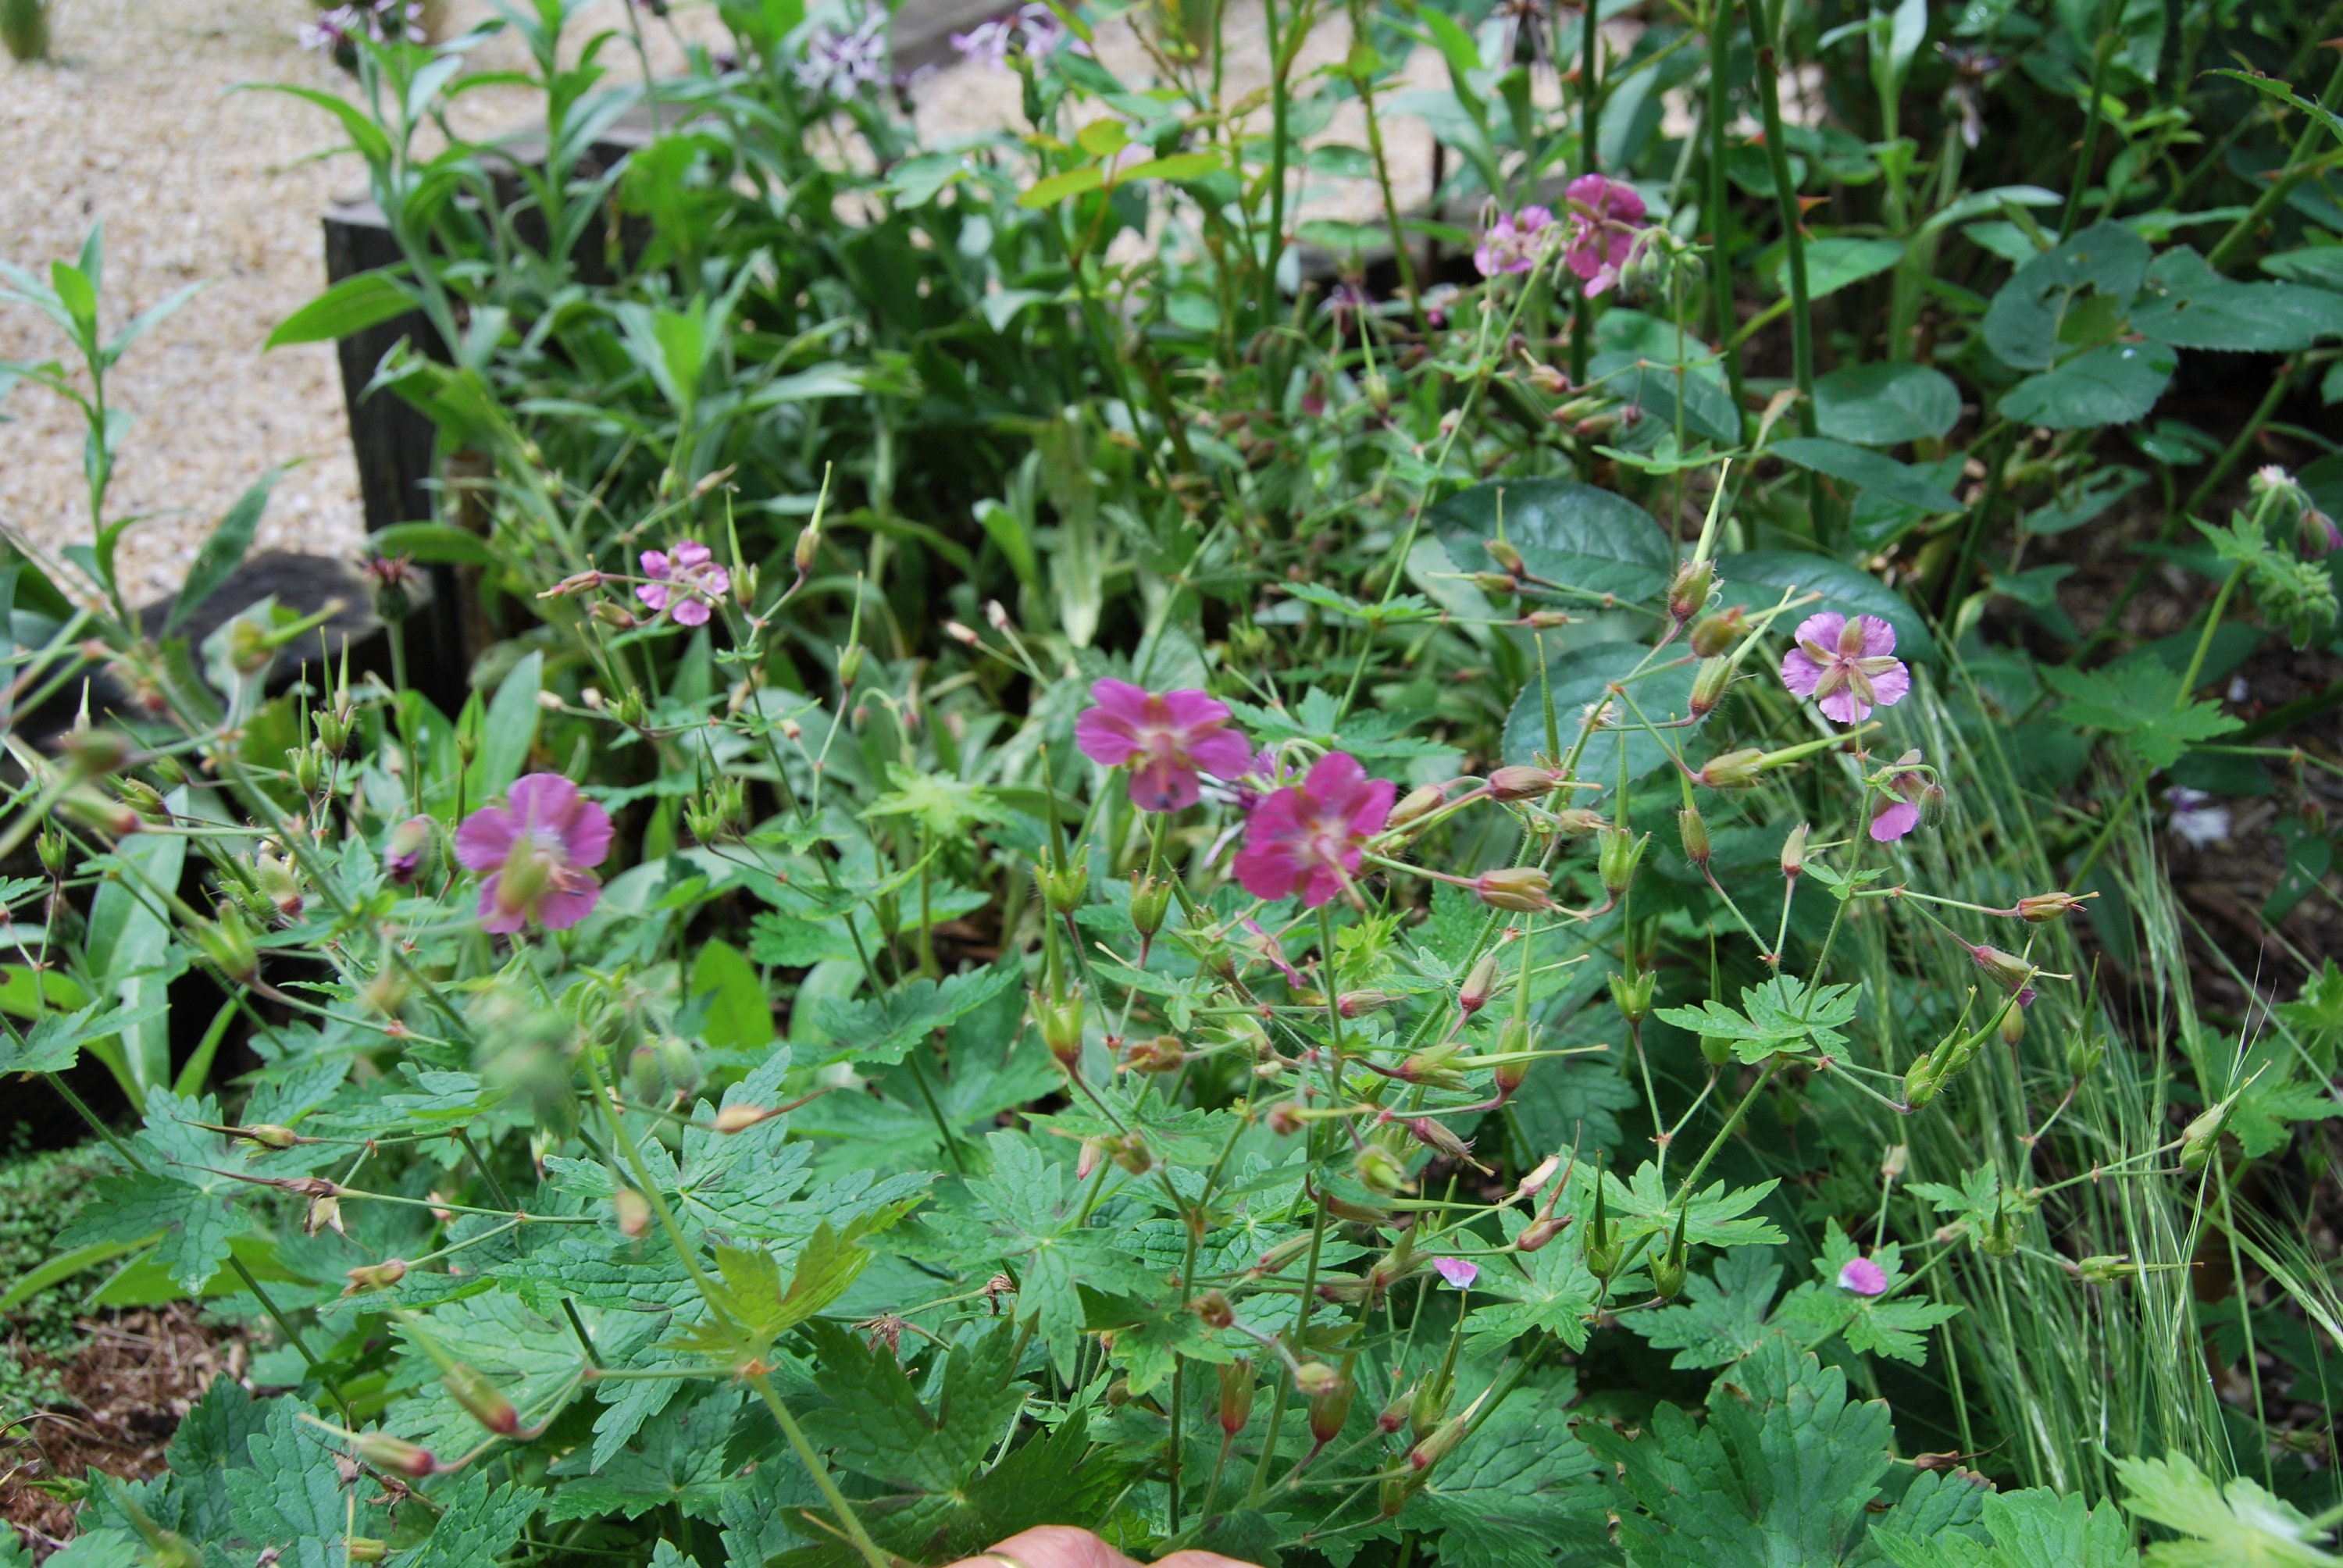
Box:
[0, 0, 1456, 610]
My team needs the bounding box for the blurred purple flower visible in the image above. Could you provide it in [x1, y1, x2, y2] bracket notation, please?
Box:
[1562, 173, 1648, 298]
[796, 6, 888, 96]
[1473, 205, 1554, 278]
[1076, 679, 1254, 812]
[1780, 612, 1910, 725]
[1838, 1256, 1888, 1295]
[455, 773, 613, 934]
[637, 540, 731, 628]
[383, 816, 433, 885]
[1868, 750, 1935, 843]
[1434, 1256, 1478, 1288]
[1232, 752, 1395, 907]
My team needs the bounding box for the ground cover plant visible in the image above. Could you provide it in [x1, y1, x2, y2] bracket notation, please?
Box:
[7, 0, 2343, 1562]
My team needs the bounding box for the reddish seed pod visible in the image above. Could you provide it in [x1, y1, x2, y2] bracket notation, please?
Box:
[2016, 890, 2089, 922]
[1387, 783, 1447, 833]
[1458, 951, 1502, 1014]
[1516, 1214, 1570, 1253]
[1474, 867, 1554, 912]
[1307, 1373, 1354, 1445]
[354, 1432, 440, 1478]
[1338, 989, 1393, 1019]
[1486, 764, 1556, 802]
[445, 1362, 521, 1436]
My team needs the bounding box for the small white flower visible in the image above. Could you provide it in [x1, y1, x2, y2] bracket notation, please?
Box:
[2166, 787, 2231, 848]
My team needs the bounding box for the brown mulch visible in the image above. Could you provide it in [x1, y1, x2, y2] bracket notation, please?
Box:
[1, 1306, 245, 1559]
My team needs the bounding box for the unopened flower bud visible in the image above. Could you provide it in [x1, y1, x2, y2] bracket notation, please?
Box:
[354, 1432, 439, 1477]
[1517, 1213, 1569, 1252]
[1407, 1115, 1478, 1168]
[1337, 989, 1393, 1018]
[60, 786, 141, 838]
[1522, 608, 1574, 629]
[191, 909, 259, 984]
[1459, 951, 1502, 1014]
[58, 728, 130, 776]
[1678, 807, 1711, 868]
[1517, 1153, 1562, 1198]
[836, 644, 865, 688]
[1112, 1131, 1153, 1174]
[1190, 1288, 1235, 1329]
[1486, 765, 1555, 802]
[1998, 1005, 2025, 1049]
[2016, 891, 2090, 922]
[1550, 807, 1606, 836]
[346, 1539, 388, 1563]
[1268, 1101, 1304, 1136]
[1219, 1358, 1256, 1435]
[1701, 1033, 1733, 1069]
[1696, 747, 1766, 789]
[1483, 540, 1524, 576]
[1387, 783, 1446, 833]
[1293, 1360, 1341, 1398]
[1651, 1249, 1687, 1301]
[1689, 608, 1747, 657]
[1307, 1371, 1353, 1445]
[1781, 822, 1810, 879]
[1969, 944, 2036, 1000]
[713, 1103, 780, 1134]
[1610, 968, 1657, 1025]
[1474, 866, 1553, 912]
[945, 620, 981, 647]
[1472, 572, 1520, 595]
[590, 600, 639, 629]
[612, 1187, 651, 1237]
[1525, 362, 1569, 394]
[445, 1361, 522, 1435]
[1667, 558, 1714, 622]
[1689, 657, 1731, 717]
[344, 1259, 407, 1294]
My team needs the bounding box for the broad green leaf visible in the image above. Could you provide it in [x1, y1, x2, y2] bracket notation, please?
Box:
[808, 960, 1022, 1065]
[1873, 1486, 2140, 1568]
[1772, 436, 1964, 512]
[2041, 658, 2241, 767]
[54, 1092, 250, 1293]
[1501, 639, 1704, 799]
[2117, 1451, 2338, 1567]
[1813, 362, 1962, 444]
[0, 1000, 163, 1075]
[1623, 1247, 1785, 1368]
[1982, 220, 2150, 371]
[1463, 1207, 1602, 1352]
[1018, 166, 1107, 208]
[475, 650, 543, 798]
[167, 469, 280, 634]
[691, 937, 774, 1051]
[264, 270, 415, 350]
[405, 1475, 545, 1568]
[1400, 1374, 1607, 1567]
[1432, 477, 1674, 601]
[1717, 549, 1938, 662]
[1657, 975, 1860, 1063]
[801, 1319, 1024, 1492]
[1997, 340, 2175, 430]
[226, 1398, 382, 1557]
[2262, 246, 2343, 293]
[1780, 236, 1904, 299]
[545, 1389, 744, 1523]
[2131, 246, 2343, 351]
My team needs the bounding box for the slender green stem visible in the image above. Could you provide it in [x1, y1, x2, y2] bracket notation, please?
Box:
[2059, 0, 2121, 240]
[1704, 0, 1746, 415]
[1746, 0, 1817, 448]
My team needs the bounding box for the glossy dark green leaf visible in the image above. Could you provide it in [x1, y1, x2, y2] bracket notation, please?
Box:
[1502, 639, 1704, 795]
[1813, 362, 1963, 444]
[1432, 478, 1673, 600]
[1771, 437, 1964, 512]
[1981, 221, 2150, 370]
[1996, 340, 2175, 429]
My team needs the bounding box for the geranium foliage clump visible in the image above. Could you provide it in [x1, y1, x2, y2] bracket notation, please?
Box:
[9, 0, 2343, 1563]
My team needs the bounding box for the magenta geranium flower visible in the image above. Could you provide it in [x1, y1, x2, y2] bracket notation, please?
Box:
[637, 540, 731, 627]
[1232, 752, 1396, 907]
[1779, 612, 1911, 725]
[1838, 1256, 1888, 1296]
[455, 773, 614, 934]
[1075, 679, 1254, 812]
[1473, 205, 1554, 278]
[1562, 174, 1649, 298]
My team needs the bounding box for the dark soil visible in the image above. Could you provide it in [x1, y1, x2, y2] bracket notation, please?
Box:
[2, 1306, 245, 1559]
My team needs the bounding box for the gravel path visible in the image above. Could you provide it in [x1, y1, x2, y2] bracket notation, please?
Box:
[1, 0, 1443, 611]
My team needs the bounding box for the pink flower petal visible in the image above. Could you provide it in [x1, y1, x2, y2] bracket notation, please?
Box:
[640, 550, 672, 580]
[535, 878, 603, 930]
[1434, 1256, 1478, 1288]
[1869, 800, 1921, 842]
[672, 597, 711, 627]
[1817, 686, 1870, 725]
[1790, 611, 1846, 649]
[1853, 615, 1897, 658]
[1867, 661, 1912, 710]
[454, 804, 519, 871]
[1838, 1257, 1888, 1296]
[637, 583, 669, 612]
[1779, 647, 1825, 698]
